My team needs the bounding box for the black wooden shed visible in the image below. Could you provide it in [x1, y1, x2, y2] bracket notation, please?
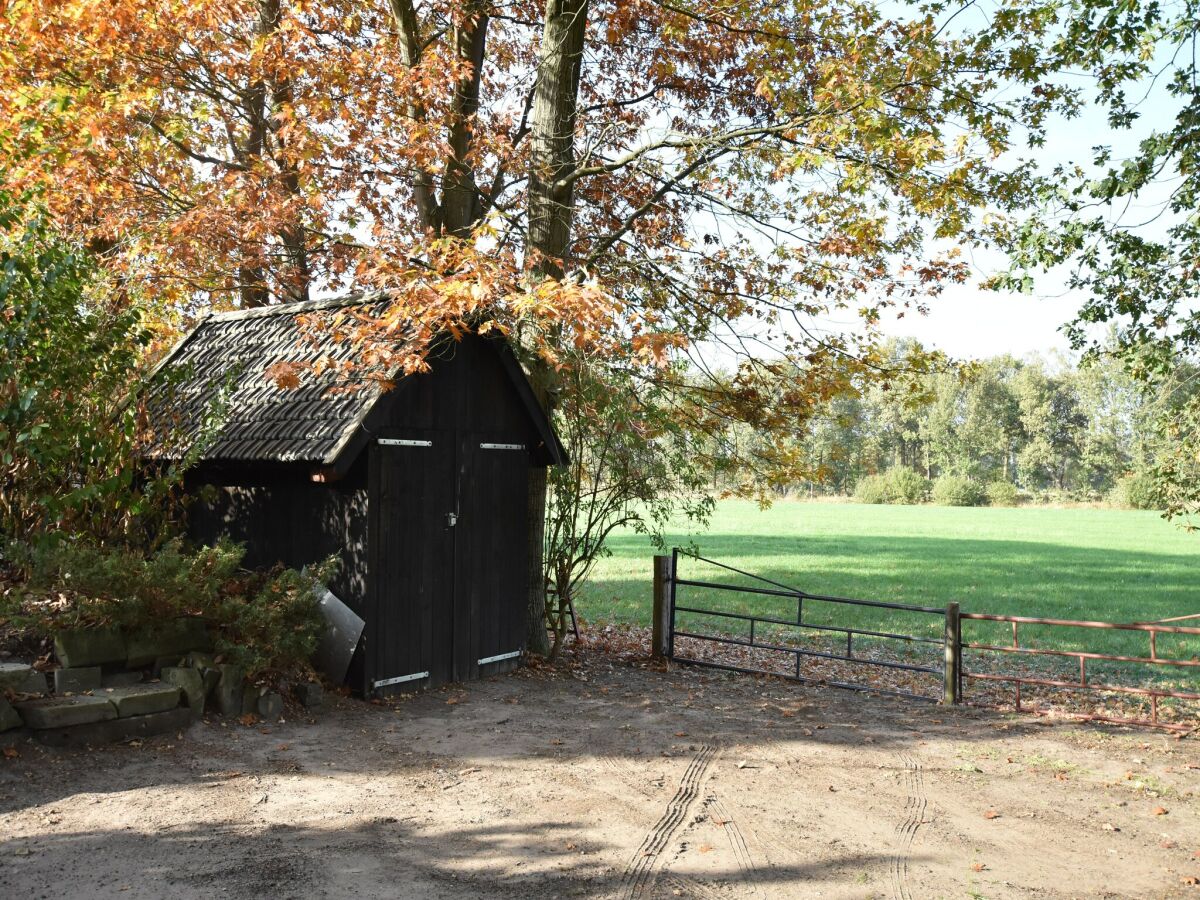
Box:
[146, 295, 565, 694]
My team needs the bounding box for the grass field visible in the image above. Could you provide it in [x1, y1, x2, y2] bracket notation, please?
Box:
[577, 501, 1200, 675]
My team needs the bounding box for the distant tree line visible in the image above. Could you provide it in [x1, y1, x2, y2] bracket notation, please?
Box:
[787, 339, 1197, 508]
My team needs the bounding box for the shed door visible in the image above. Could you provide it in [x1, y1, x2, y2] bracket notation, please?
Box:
[372, 432, 456, 690]
[455, 434, 531, 679]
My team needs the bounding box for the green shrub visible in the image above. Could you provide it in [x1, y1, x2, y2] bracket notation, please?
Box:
[1109, 472, 1161, 510]
[931, 474, 985, 507]
[854, 473, 892, 504]
[884, 466, 929, 504]
[984, 480, 1021, 507]
[2, 537, 333, 678]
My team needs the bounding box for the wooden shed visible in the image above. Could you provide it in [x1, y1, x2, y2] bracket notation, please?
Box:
[146, 295, 565, 695]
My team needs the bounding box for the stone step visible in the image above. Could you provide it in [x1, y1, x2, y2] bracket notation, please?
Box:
[15, 695, 117, 729]
[32, 706, 193, 749]
[0, 697, 22, 732]
[101, 684, 182, 718]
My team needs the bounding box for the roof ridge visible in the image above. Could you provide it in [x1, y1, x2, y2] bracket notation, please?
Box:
[207, 291, 387, 323]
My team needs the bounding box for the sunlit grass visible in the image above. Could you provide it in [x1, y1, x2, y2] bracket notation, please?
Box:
[578, 501, 1200, 671]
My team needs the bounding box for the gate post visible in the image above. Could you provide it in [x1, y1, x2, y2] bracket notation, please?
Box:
[943, 601, 961, 705]
[652, 554, 674, 659]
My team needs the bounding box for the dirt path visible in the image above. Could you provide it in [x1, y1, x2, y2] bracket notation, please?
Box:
[1, 655, 1198, 899]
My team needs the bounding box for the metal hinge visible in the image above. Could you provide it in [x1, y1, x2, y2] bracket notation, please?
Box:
[378, 438, 433, 447]
[477, 650, 521, 666]
[480, 442, 524, 451]
[373, 671, 429, 689]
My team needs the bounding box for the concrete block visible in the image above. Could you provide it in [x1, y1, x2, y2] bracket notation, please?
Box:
[102, 684, 181, 718]
[0, 696, 22, 732]
[213, 664, 244, 716]
[125, 618, 212, 667]
[102, 671, 143, 688]
[0, 662, 35, 692]
[53, 666, 102, 694]
[32, 706, 192, 749]
[161, 667, 205, 716]
[293, 681, 324, 710]
[16, 695, 117, 729]
[53, 629, 126, 668]
[257, 692, 283, 720]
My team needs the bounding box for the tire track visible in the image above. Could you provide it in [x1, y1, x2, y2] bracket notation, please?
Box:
[889, 752, 928, 900]
[618, 745, 715, 900]
[707, 795, 758, 888]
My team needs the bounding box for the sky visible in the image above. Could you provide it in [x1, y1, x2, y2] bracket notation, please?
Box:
[867, 17, 1184, 363]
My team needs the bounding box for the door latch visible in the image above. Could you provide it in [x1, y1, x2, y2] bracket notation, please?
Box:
[446, 512, 458, 528]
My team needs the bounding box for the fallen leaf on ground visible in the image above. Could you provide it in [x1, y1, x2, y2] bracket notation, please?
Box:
[238, 713, 258, 726]
[983, 810, 1000, 820]
[1181, 876, 1198, 886]
[698, 844, 714, 853]
[971, 863, 986, 872]
[2, 747, 17, 759]
[1154, 806, 1170, 816]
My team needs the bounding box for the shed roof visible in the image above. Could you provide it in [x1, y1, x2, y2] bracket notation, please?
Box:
[145, 294, 565, 469]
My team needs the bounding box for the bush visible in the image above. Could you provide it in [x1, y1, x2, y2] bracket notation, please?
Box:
[854, 473, 892, 504]
[0, 205, 188, 546]
[884, 466, 929, 504]
[931, 474, 985, 507]
[1109, 472, 1161, 510]
[2, 537, 333, 678]
[984, 480, 1021, 507]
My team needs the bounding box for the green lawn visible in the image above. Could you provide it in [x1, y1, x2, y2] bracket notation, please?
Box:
[577, 501, 1200, 673]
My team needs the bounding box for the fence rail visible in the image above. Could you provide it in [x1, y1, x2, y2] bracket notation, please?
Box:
[960, 611, 1200, 731]
[654, 550, 1199, 732]
[659, 549, 951, 703]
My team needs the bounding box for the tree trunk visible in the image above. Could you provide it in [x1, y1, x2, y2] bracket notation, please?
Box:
[441, 4, 488, 237]
[523, 0, 588, 656]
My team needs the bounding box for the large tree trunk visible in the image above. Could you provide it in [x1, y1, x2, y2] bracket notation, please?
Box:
[524, 0, 588, 655]
[441, 4, 488, 237]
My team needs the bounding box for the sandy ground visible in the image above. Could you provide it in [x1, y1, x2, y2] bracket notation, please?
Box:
[1, 653, 1199, 900]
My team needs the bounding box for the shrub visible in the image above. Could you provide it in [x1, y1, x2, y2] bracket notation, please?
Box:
[931, 474, 985, 507]
[854, 473, 892, 504]
[884, 466, 929, 504]
[2, 538, 333, 678]
[1109, 472, 1161, 510]
[0, 205, 201, 548]
[985, 480, 1021, 507]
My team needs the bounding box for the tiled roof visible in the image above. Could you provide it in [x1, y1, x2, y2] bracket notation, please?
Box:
[144, 295, 391, 465]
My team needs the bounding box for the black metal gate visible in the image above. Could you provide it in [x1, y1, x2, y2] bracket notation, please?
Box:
[666, 549, 951, 702]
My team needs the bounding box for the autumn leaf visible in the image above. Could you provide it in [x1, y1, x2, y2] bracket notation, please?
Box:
[970, 863, 986, 872]
[238, 713, 259, 727]
[1153, 807, 1169, 816]
[2, 747, 18, 759]
[983, 810, 1000, 820]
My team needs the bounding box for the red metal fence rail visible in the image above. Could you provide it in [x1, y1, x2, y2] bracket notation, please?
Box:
[959, 613, 1200, 732]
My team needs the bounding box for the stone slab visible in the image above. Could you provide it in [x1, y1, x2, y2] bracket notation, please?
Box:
[125, 619, 212, 667]
[54, 666, 102, 694]
[53, 629, 127, 668]
[16, 695, 117, 729]
[161, 667, 205, 715]
[0, 697, 22, 732]
[102, 684, 181, 718]
[32, 706, 193, 749]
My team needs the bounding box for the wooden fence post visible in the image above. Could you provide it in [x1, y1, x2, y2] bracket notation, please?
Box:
[944, 601, 961, 705]
[652, 554, 673, 659]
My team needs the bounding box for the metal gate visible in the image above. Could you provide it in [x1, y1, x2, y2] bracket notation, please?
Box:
[663, 549, 952, 702]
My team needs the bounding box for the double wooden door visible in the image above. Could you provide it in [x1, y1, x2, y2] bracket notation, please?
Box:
[370, 430, 529, 692]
